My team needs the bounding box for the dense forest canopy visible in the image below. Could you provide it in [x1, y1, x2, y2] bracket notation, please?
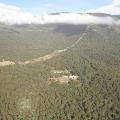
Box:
[0, 24, 120, 120]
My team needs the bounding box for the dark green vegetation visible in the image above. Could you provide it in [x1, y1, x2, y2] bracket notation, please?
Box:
[0, 24, 120, 120]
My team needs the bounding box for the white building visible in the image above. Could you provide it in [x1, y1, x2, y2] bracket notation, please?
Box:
[69, 75, 78, 80]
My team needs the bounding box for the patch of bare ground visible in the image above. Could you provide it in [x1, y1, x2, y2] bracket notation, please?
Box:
[0, 49, 66, 67]
[0, 60, 15, 67]
[24, 49, 66, 65]
[48, 70, 79, 84]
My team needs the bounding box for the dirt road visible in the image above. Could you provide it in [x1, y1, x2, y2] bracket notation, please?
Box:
[0, 25, 90, 67]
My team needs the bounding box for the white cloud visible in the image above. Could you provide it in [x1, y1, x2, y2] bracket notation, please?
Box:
[42, 13, 116, 25]
[87, 5, 120, 15]
[0, 2, 120, 25]
[112, 0, 120, 5]
[87, 0, 120, 15]
[0, 3, 43, 24]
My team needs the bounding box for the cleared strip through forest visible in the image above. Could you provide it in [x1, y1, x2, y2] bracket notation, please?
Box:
[0, 25, 90, 67]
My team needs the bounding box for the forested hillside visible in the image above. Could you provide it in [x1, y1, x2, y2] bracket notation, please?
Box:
[0, 24, 120, 120]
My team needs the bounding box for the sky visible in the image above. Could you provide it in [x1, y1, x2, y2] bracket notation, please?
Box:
[0, 0, 120, 24]
[0, 0, 116, 14]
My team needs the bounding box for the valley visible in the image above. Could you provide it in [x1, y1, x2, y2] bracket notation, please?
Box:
[0, 23, 120, 120]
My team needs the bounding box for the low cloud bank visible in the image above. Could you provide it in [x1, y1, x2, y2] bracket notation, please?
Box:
[42, 13, 119, 25]
[0, 3, 120, 25]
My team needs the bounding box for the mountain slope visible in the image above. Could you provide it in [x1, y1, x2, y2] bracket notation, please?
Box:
[0, 24, 120, 120]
